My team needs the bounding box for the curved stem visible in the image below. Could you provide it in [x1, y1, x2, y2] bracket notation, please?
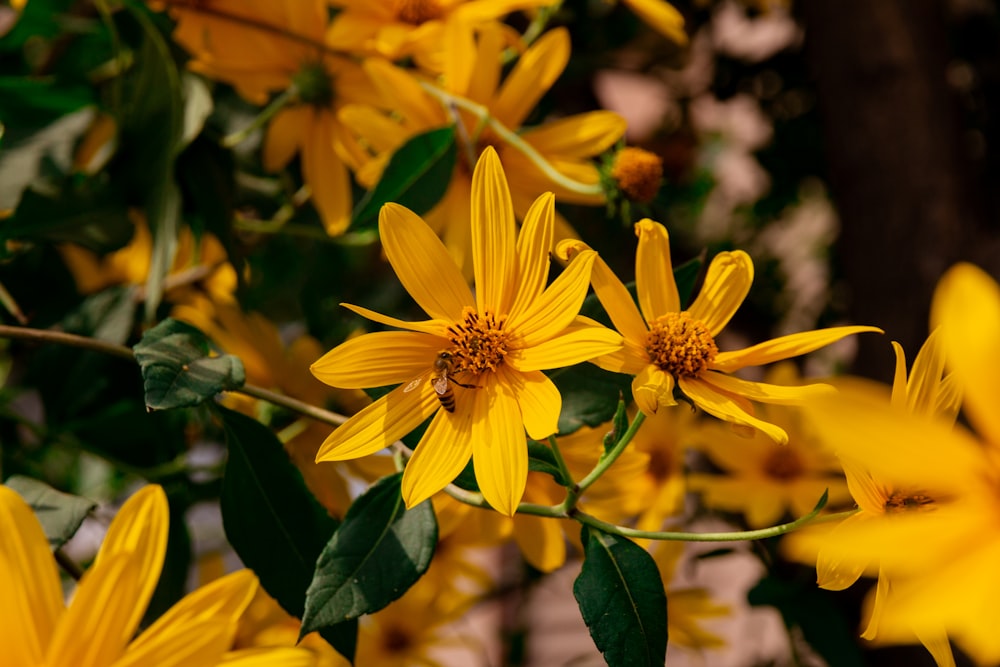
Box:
[547, 434, 575, 488]
[560, 410, 646, 512]
[222, 86, 299, 148]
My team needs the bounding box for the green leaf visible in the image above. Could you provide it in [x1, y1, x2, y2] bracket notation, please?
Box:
[61, 286, 138, 346]
[133, 318, 245, 410]
[0, 78, 94, 128]
[574, 526, 667, 667]
[219, 408, 356, 661]
[4, 475, 96, 549]
[302, 473, 437, 635]
[548, 362, 633, 436]
[351, 126, 456, 229]
[527, 440, 569, 485]
[602, 396, 629, 456]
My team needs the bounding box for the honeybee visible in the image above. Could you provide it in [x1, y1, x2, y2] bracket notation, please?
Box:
[404, 351, 478, 412]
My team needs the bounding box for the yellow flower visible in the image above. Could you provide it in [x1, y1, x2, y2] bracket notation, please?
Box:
[326, 0, 552, 74]
[651, 540, 729, 655]
[618, 0, 688, 44]
[158, 0, 381, 234]
[557, 219, 881, 443]
[341, 26, 626, 269]
[0, 483, 311, 666]
[689, 363, 851, 528]
[628, 404, 698, 533]
[310, 147, 622, 516]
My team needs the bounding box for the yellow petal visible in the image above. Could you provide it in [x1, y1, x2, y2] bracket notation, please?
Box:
[464, 21, 505, 102]
[860, 571, 889, 641]
[503, 366, 560, 441]
[92, 484, 169, 640]
[521, 111, 628, 158]
[840, 459, 888, 515]
[471, 147, 517, 314]
[906, 327, 948, 416]
[711, 326, 883, 372]
[379, 203, 474, 321]
[686, 250, 753, 336]
[115, 620, 233, 667]
[341, 302, 450, 336]
[508, 322, 622, 372]
[621, 0, 688, 44]
[513, 512, 566, 572]
[310, 331, 447, 389]
[336, 104, 408, 154]
[632, 364, 676, 414]
[492, 27, 569, 129]
[890, 340, 908, 409]
[317, 382, 441, 461]
[0, 486, 64, 665]
[680, 377, 788, 443]
[401, 405, 475, 509]
[472, 373, 528, 516]
[263, 106, 306, 171]
[218, 648, 319, 667]
[442, 17, 474, 104]
[362, 59, 442, 129]
[508, 248, 596, 345]
[508, 192, 555, 322]
[634, 219, 680, 320]
[589, 339, 649, 375]
[931, 262, 1000, 448]
[699, 371, 834, 405]
[302, 110, 351, 236]
[814, 513, 872, 590]
[912, 629, 957, 667]
[557, 239, 648, 345]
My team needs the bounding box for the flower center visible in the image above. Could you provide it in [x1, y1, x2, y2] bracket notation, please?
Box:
[884, 491, 935, 513]
[645, 312, 718, 378]
[611, 146, 664, 203]
[292, 62, 333, 106]
[646, 447, 675, 482]
[446, 307, 510, 375]
[763, 447, 805, 482]
[382, 625, 413, 653]
[394, 0, 443, 24]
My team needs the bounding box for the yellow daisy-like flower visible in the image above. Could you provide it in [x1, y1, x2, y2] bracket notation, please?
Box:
[556, 219, 881, 443]
[310, 148, 622, 516]
[341, 26, 626, 269]
[618, 0, 688, 44]
[689, 363, 851, 528]
[157, 0, 381, 234]
[651, 540, 729, 655]
[0, 483, 311, 667]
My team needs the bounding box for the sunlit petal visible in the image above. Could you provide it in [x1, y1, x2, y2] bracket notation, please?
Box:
[890, 340, 908, 409]
[508, 249, 596, 344]
[680, 377, 788, 443]
[340, 302, 450, 336]
[502, 367, 560, 441]
[508, 193, 554, 322]
[310, 331, 447, 388]
[508, 323, 622, 372]
[634, 219, 679, 320]
[492, 28, 569, 129]
[262, 106, 306, 171]
[471, 148, 517, 314]
[521, 111, 628, 158]
[815, 513, 873, 590]
[114, 620, 233, 667]
[840, 459, 888, 515]
[401, 404, 474, 509]
[632, 364, 676, 414]
[513, 512, 566, 572]
[472, 374, 527, 516]
[712, 326, 883, 372]
[362, 59, 442, 129]
[301, 111, 350, 235]
[442, 17, 474, 104]
[700, 371, 835, 405]
[380, 202, 474, 320]
[860, 571, 889, 641]
[686, 251, 753, 336]
[906, 327, 948, 416]
[317, 383, 440, 461]
[218, 648, 318, 667]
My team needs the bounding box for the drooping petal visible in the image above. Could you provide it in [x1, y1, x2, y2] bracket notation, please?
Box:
[513, 512, 566, 572]
[507, 322, 623, 372]
[379, 202, 474, 320]
[520, 111, 628, 159]
[890, 340, 908, 409]
[621, 0, 688, 44]
[814, 513, 873, 590]
[906, 327, 948, 417]
[472, 373, 528, 516]
[686, 250, 753, 336]
[0, 486, 64, 666]
[401, 403, 475, 509]
[310, 331, 446, 389]
[491, 27, 569, 129]
[507, 248, 596, 345]
[634, 219, 680, 321]
[839, 459, 888, 515]
[508, 192, 554, 322]
[262, 106, 306, 171]
[556, 239, 648, 345]
[316, 382, 441, 461]
[340, 302, 450, 336]
[931, 262, 1000, 448]
[502, 366, 560, 441]
[860, 570, 890, 641]
[680, 377, 788, 444]
[92, 484, 169, 641]
[711, 326, 884, 372]
[632, 364, 676, 414]
[301, 110, 351, 235]
[471, 147, 517, 314]
[699, 371, 835, 405]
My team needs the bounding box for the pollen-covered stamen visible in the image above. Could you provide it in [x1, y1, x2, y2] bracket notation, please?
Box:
[611, 146, 664, 203]
[394, 0, 443, 24]
[763, 447, 805, 482]
[884, 491, 936, 513]
[446, 307, 510, 375]
[645, 312, 719, 378]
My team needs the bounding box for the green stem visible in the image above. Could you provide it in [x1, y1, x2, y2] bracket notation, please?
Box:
[561, 411, 646, 512]
[547, 434, 575, 488]
[222, 86, 299, 148]
[418, 82, 604, 198]
[520, 2, 561, 48]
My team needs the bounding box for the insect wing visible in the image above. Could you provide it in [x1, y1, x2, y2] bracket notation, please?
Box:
[403, 374, 426, 393]
[431, 374, 450, 395]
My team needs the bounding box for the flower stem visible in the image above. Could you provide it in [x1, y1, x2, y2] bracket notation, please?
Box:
[221, 86, 299, 148]
[547, 434, 576, 488]
[560, 410, 646, 512]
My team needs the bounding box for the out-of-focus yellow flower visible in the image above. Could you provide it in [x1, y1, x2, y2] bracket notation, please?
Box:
[557, 219, 880, 443]
[0, 483, 311, 666]
[628, 404, 699, 533]
[688, 363, 851, 528]
[340, 27, 626, 271]
[618, 0, 688, 44]
[155, 0, 381, 234]
[326, 0, 552, 74]
[59, 211, 237, 305]
[310, 148, 622, 516]
[650, 540, 729, 655]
